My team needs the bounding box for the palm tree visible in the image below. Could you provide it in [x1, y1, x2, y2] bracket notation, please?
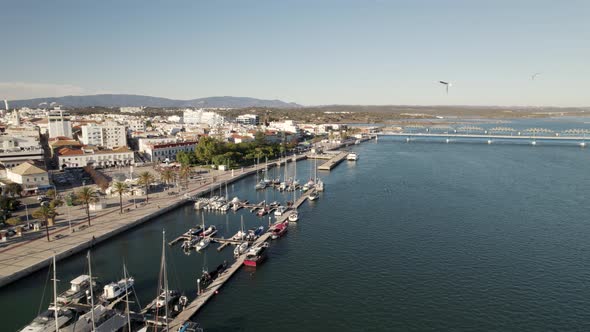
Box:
[179, 165, 191, 189]
[159, 168, 175, 191]
[76, 187, 98, 227]
[32, 202, 58, 242]
[138, 171, 155, 203]
[112, 181, 129, 214]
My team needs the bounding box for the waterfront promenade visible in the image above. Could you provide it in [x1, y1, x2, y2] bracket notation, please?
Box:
[0, 157, 305, 288]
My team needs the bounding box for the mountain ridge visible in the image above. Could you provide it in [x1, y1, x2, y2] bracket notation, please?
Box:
[8, 94, 302, 109]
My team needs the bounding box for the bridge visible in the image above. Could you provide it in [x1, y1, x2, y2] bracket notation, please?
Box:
[378, 126, 590, 146]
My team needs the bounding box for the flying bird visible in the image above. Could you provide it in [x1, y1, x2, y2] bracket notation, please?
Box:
[531, 72, 541, 80]
[439, 81, 451, 94]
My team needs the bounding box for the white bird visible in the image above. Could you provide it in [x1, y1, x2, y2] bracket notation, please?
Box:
[531, 72, 541, 80]
[439, 81, 452, 94]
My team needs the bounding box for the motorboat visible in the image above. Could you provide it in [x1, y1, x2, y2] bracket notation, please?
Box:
[308, 192, 319, 201]
[274, 206, 288, 216]
[231, 230, 247, 241]
[155, 290, 181, 309]
[233, 242, 249, 258]
[244, 242, 270, 267]
[56, 275, 96, 305]
[245, 226, 265, 242]
[181, 237, 199, 251]
[202, 225, 217, 237]
[346, 152, 358, 161]
[255, 180, 266, 190]
[256, 207, 268, 217]
[100, 277, 134, 302]
[189, 227, 203, 236]
[271, 221, 288, 239]
[288, 210, 299, 222]
[178, 322, 204, 332]
[195, 238, 210, 251]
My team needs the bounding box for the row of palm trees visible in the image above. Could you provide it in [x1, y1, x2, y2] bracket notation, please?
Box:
[32, 165, 194, 242]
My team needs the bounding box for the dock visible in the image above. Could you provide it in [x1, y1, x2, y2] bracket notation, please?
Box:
[167, 189, 316, 329]
[317, 151, 349, 171]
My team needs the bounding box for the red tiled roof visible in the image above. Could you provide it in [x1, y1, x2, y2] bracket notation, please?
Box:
[57, 147, 84, 156]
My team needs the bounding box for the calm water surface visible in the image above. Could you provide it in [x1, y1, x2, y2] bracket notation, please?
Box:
[2, 137, 590, 331]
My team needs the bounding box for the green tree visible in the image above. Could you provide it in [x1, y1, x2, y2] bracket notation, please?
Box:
[5, 183, 23, 197]
[32, 202, 59, 242]
[138, 171, 155, 203]
[176, 151, 191, 166]
[75, 187, 98, 227]
[112, 182, 129, 214]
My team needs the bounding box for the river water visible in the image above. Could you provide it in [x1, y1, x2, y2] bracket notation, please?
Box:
[2, 122, 590, 331]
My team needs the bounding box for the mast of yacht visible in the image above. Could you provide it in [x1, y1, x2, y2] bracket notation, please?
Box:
[123, 264, 131, 332]
[52, 254, 59, 332]
[87, 251, 96, 331]
[162, 230, 169, 331]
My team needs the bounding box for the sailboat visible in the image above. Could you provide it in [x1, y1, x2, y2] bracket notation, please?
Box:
[288, 177, 299, 222]
[18, 255, 73, 332]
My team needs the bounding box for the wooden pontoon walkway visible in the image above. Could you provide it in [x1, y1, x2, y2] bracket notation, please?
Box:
[167, 189, 316, 330]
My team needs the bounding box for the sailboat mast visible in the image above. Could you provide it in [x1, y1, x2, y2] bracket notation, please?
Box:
[53, 255, 59, 332]
[123, 265, 131, 332]
[162, 230, 169, 331]
[87, 251, 96, 331]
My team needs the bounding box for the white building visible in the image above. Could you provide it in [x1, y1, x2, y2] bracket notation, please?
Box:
[236, 114, 259, 126]
[6, 161, 50, 194]
[0, 134, 44, 168]
[268, 120, 299, 134]
[81, 123, 127, 148]
[145, 141, 197, 163]
[183, 109, 225, 126]
[120, 106, 144, 114]
[58, 146, 134, 169]
[137, 137, 178, 152]
[48, 107, 72, 138]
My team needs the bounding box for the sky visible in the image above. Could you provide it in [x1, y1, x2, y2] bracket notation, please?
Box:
[1, 0, 589, 106]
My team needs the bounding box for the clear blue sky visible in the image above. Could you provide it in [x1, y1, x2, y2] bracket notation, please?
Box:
[1, 0, 589, 106]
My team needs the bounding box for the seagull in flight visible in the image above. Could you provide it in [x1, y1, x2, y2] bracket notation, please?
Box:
[531, 72, 541, 80]
[439, 81, 451, 94]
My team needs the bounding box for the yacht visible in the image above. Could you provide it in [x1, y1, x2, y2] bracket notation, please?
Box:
[271, 221, 288, 239]
[274, 206, 288, 216]
[233, 242, 249, 258]
[243, 242, 270, 267]
[255, 180, 266, 190]
[288, 210, 299, 222]
[99, 277, 134, 302]
[202, 225, 217, 237]
[346, 152, 358, 161]
[178, 322, 204, 332]
[56, 275, 96, 305]
[308, 192, 319, 201]
[195, 238, 210, 251]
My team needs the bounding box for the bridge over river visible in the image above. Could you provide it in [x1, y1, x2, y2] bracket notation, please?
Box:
[378, 126, 590, 146]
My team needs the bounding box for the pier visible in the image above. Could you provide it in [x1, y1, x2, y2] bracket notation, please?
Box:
[167, 188, 315, 329]
[317, 151, 349, 170]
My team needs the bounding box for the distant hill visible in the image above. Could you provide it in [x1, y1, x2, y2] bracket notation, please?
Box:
[8, 94, 302, 109]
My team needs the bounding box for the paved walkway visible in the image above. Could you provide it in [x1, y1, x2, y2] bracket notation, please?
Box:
[0, 162, 278, 288]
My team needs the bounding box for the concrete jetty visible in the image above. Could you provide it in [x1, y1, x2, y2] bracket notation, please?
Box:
[317, 151, 349, 171]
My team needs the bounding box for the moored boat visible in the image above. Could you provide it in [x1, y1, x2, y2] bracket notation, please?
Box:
[202, 225, 217, 237]
[195, 238, 210, 251]
[56, 275, 96, 305]
[233, 241, 249, 258]
[346, 152, 358, 161]
[288, 210, 299, 222]
[274, 206, 288, 216]
[308, 192, 319, 201]
[271, 221, 288, 239]
[99, 277, 134, 302]
[243, 242, 270, 267]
